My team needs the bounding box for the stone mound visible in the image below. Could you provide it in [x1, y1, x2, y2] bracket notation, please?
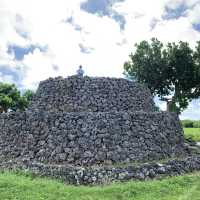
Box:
[29, 76, 155, 112]
[0, 75, 196, 184]
[0, 111, 184, 166]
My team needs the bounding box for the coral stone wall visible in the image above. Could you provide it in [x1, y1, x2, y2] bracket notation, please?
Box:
[29, 76, 155, 112]
[0, 111, 184, 166]
[0, 76, 197, 185]
[3, 156, 199, 185]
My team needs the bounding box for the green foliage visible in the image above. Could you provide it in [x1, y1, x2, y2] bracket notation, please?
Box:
[0, 171, 199, 200]
[184, 128, 200, 142]
[193, 121, 200, 128]
[124, 38, 170, 97]
[0, 82, 34, 113]
[193, 41, 200, 97]
[23, 89, 34, 101]
[181, 120, 200, 128]
[181, 120, 195, 128]
[124, 38, 200, 113]
[154, 105, 160, 111]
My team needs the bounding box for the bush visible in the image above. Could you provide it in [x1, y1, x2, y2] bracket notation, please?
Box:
[181, 120, 200, 128]
[193, 121, 200, 128]
[181, 120, 194, 128]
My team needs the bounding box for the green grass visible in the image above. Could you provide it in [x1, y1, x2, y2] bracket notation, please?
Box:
[184, 128, 200, 142]
[0, 171, 200, 200]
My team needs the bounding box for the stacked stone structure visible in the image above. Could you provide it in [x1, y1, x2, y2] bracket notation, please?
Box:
[0, 76, 185, 164]
[29, 76, 155, 112]
[0, 76, 196, 184]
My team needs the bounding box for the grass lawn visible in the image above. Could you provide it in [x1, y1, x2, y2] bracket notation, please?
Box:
[0, 171, 199, 200]
[184, 128, 200, 142]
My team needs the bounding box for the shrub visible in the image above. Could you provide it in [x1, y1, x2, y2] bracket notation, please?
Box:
[181, 120, 200, 128]
[193, 121, 200, 128]
[181, 120, 194, 128]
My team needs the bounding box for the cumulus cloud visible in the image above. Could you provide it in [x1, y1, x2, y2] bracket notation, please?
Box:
[0, 0, 200, 118]
[181, 99, 200, 120]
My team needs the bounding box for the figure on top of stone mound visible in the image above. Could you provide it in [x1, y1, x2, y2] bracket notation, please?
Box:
[76, 65, 84, 77]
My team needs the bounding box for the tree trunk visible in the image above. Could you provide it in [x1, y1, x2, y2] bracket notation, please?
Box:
[166, 100, 172, 112]
[162, 97, 178, 113]
[0, 107, 4, 113]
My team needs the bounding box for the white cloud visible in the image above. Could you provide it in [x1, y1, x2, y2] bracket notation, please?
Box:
[181, 99, 200, 120]
[151, 17, 200, 47]
[114, 0, 166, 19]
[164, 0, 200, 9]
[22, 48, 58, 90]
[0, 72, 15, 83]
[187, 3, 200, 24]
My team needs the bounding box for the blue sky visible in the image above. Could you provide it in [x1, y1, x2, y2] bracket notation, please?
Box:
[81, 0, 126, 29]
[7, 45, 47, 60]
[0, 0, 200, 119]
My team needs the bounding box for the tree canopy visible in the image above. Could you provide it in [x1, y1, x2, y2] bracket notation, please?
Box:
[0, 83, 34, 113]
[124, 38, 200, 113]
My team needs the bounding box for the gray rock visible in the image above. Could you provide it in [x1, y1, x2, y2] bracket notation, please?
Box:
[58, 153, 66, 161]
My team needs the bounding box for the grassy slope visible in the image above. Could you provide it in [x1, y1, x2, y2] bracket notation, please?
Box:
[184, 128, 200, 142]
[0, 172, 199, 200]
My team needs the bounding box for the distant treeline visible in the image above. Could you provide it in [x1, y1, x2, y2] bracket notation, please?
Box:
[181, 120, 200, 128]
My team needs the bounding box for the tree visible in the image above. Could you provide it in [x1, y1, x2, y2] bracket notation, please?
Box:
[23, 89, 34, 102]
[0, 83, 34, 113]
[124, 38, 200, 113]
[193, 41, 200, 97]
